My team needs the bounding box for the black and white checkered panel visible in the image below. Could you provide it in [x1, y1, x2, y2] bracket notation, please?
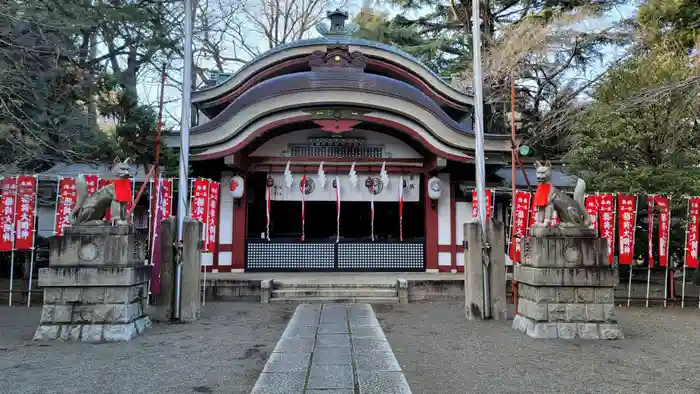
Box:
[246, 243, 335, 269]
[337, 243, 424, 270]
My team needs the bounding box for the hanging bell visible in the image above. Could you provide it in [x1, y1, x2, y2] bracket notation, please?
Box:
[364, 176, 373, 188]
[266, 176, 275, 187]
[332, 179, 337, 188]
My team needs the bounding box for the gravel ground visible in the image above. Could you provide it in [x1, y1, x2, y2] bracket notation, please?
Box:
[3, 301, 700, 394]
[0, 303, 294, 394]
[374, 302, 700, 394]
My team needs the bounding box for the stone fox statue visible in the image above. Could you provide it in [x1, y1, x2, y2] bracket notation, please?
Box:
[70, 157, 133, 225]
[532, 160, 591, 227]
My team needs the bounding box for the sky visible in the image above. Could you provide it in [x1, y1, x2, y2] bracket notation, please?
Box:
[140, 1, 637, 129]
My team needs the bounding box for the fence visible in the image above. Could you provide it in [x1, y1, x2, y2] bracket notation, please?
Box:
[0, 174, 220, 307]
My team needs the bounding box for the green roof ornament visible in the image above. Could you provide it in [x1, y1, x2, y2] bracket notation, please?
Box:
[316, 8, 360, 36]
[519, 145, 533, 156]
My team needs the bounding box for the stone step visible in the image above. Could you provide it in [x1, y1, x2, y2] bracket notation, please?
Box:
[274, 282, 396, 289]
[272, 288, 398, 298]
[269, 296, 400, 304]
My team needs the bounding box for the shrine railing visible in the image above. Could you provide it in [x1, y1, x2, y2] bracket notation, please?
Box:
[245, 238, 425, 271]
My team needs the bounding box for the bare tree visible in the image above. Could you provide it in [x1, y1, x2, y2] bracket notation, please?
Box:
[193, 0, 345, 78]
[243, 0, 330, 49]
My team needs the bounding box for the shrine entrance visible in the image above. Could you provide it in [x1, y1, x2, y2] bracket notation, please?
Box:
[245, 171, 426, 272]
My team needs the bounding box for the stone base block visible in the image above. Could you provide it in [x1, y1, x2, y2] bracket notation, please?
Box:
[522, 231, 608, 267]
[34, 316, 152, 342]
[39, 300, 145, 325]
[512, 314, 624, 340]
[43, 282, 148, 305]
[517, 298, 618, 323]
[38, 266, 151, 287]
[514, 265, 618, 287]
[51, 224, 145, 266]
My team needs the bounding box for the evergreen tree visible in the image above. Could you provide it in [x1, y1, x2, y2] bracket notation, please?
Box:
[354, 1, 629, 156]
[0, 0, 179, 172]
[566, 1, 699, 274]
[0, 2, 117, 172]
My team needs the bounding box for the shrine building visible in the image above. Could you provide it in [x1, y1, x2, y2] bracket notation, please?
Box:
[166, 10, 523, 273]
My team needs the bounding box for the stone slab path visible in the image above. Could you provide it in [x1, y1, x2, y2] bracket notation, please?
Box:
[250, 303, 412, 394]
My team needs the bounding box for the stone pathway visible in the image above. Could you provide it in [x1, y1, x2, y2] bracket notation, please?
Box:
[250, 303, 412, 394]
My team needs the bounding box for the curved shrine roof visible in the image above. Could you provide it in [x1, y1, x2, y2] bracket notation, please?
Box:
[192, 36, 473, 107]
[165, 69, 514, 162]
[191, 71, 481, 136]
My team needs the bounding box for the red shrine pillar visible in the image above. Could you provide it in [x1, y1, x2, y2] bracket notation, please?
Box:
[424, 174, 439, 272]
[231, 174, 247, 270]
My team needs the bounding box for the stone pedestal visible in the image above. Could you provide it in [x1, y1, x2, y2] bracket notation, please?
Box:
[464, 221, 508, 321]
[512, 227, 624, 339]
[180, 218, 203, 322]
[34, 225, 152, 342]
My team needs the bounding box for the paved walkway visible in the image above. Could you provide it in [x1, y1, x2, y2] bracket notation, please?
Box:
[251, 303, 412, 394]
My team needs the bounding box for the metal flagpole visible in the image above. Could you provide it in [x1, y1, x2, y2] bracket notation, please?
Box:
[147, 180, 153, 262]
[148, 176, 162, 307]
[131, 176, 136, 223]
[26, 176, 39, 307]
[52, 177, 61, 238]
[510, 73, 518, 309]
[668, 195, 673, 305]
[146, 179, 154, 305]
[681, 197, 689, 308]
[175, 0, 194, 320]
[627, 195, 639, 307]
[663, 261, 669, 307]
[202, 180, 210, 307]
[8, 176, 18, 306]
[646, 195, 653, 307]
[663, 195, 670, 307]
[472, 0, 490, 318]
[47, 176, 62, 306]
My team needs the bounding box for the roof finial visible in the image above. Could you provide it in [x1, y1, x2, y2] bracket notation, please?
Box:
[315, 8, 359, 36]
[327, 9, 348, 33]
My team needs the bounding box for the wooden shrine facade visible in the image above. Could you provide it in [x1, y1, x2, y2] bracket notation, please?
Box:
[165, 10, 518, 272]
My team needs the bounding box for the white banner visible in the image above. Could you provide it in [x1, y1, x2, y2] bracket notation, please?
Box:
[269, 173, 420, 202]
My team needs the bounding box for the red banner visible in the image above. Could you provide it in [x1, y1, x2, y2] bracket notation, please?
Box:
[157, 179, 173, 220]
[472, 189, 494, 220]
[150, 178, 173, 296]
[55, 178, 77, 236]
[585, 195, 599, 235]
[509, 191, 531, 264]
[84, 175, 99, 195]
[205, 182, 220, 252]
[617, 194, 637, 265]
[0, 177, 18, 251]
[648, 195, 655, 268]
[656, 195, 671, 267]
[14, 176, 37, 250]
[685, 197, 700, 269]
[191, 179, 210, 223]
[598, 193, 616, 265]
